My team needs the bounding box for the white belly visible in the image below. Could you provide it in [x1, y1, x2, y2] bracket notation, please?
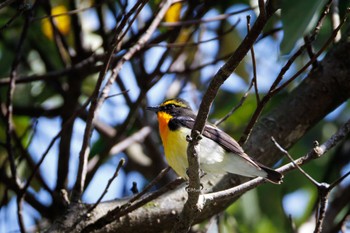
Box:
[164, 127, 227, 178]
[163, 127, 266, 179]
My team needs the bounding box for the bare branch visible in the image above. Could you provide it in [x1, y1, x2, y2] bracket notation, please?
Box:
[272, 121, 350, 233]
[214, 81, 253, 126]
[311, 0, 335, 41]
[0, 0, 16, 9]
[21, 96, 92, 203]
[0, 53, 103, 87]
[273, 10, 349, 94]
[16, 196, 26, 233]
[4, 5, 35, 231]
[172, 131, 202, 233]
[33, 3, 100, 21]
[205, 118, 350, 205]
[240, 7, 349, 145]
[149, 19, 240, 48]
[172, 2, 278, 232]
[331, 0, 341, 42]
[0, 3, 30, 31]
[258, 0, 266, 19]
[83, 0, 178, 190]
[161, 6, 253, 27]
[128, 167, 171, 204]
[72, 0, 150, 202]
[80, 178, 184, 233]
[271, 137, 320, 185]
[247, 15, 260, 104]
[87, 159, 125, 214]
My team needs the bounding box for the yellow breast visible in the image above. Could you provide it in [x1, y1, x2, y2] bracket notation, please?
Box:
[157, 112, 189, 178]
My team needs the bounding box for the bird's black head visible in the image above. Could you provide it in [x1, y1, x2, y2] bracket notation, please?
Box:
[146, 98, 195, 117]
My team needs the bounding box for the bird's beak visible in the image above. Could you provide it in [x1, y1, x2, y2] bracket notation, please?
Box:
[146, 106, 159, 112]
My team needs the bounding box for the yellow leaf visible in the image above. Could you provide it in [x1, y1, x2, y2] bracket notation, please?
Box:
[41, 5, 71, 40]
[164, 2, 182, 23]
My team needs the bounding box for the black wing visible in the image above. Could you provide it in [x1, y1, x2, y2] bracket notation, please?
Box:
[171, 116, 260, 168]
[171, 116, 283, 184]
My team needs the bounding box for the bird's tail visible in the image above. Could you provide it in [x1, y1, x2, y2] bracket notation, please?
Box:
[259, 165, 283, 184]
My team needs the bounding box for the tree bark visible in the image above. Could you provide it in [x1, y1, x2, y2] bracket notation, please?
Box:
[47, 38, 350, 233]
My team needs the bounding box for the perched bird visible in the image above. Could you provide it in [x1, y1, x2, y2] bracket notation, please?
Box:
[147, 98, 283, 184]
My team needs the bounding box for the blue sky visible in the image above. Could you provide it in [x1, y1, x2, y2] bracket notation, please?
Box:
[1, 2, 349, 232]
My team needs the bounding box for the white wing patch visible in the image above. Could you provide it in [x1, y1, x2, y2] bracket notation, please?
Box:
[164, 126, 267, 179]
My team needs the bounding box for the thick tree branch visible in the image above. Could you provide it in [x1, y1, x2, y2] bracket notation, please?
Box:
[47, 30, 350, 232]
[174, 1, 276, 231]
[46, 116, 349, 233]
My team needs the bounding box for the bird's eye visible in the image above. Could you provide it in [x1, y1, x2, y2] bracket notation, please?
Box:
[168, 104, 175, 109]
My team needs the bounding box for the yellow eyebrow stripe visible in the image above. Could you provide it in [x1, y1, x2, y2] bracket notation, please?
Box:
[160, 99, 187, 108]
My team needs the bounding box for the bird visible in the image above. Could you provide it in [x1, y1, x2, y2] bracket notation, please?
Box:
[147, 98, 283, 184]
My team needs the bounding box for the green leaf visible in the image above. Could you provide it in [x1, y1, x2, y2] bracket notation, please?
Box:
[280, 0, 328, 54]
[217, 21, 250, 82]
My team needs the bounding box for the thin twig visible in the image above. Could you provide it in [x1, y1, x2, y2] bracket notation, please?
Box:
[161, 6, 253, 27]
[0, 48, 231, 88]
[21, 96, 93, 197]
[33, 4, 101, 21]
[257, 26, 282, 42]
[9, 121, 53, 196]
[311, 0, 335, 41]
[85, 94, 145, 188]
[70, 167, 173, 232]
[271, 136, 350, 233]
[9, 5, 35, 232]
[329, 170, 350, 190]
[105, 90, 130, 100]
[205, 118, 350, 205]
[16, 196, 26, 233]
[165, 53, 233, 74]
[4, 3, 32, 184]
[314, 171, 350, 233]
[87, 126, 151, 175]
[214, 81, 253, 126]
[330, 0, 341, 42]
[239, 7, 349, 145]
[272, 136, 329, 233]
[80, 177, 184, 233]
[149, 20, 240, 48]
[273, 10, 349, 94]
[0, 4, 30, 31]
[271, 137, 319, 185]
[303, 35, 318, 68]
[72, 0, 149, 202]
[87, 159, 125, 213]
[84, 0, 176, 190]
[172, 132, 202, 233]
[0, 0, 16, 9]
[0, 169, 51, 217]
[172, 3, 277, 232]
[287, 214, 297, 233]
[0, 53, 103, 86]
[247, 15, 260, 104]
[41, 1, 71, 66]
[6, 60, 18, 183]
[97, 0, 172, 110]
[128, 167, 171, 204]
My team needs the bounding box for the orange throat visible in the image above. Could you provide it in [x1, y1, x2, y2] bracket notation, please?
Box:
[157, 111, 172, 146]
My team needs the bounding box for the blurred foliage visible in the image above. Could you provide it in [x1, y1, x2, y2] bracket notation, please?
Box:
[41, 5, 71, 39]
[164, 2, 182, 23]
[281, 0, 328, 53]
[0, 0, 349, 232]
